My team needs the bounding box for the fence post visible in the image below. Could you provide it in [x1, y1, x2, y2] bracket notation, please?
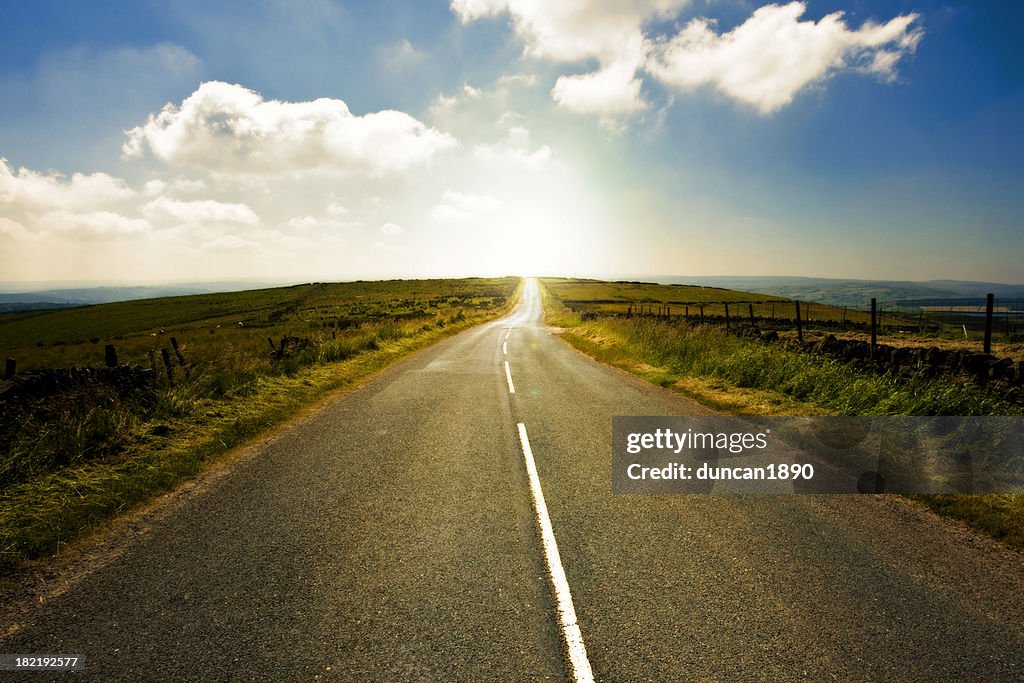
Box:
[161, 348, 175, 384]
[724, 303, 730, 330]
[170, 337, 187, 366]
[104, 344, 118, 368]
[685, 305, 689, 319]
[748, 303, 755, 327]
[4, 358, 14, 380]
[870, 298, 877, 358]
[700, 306, 705, 324]
[984, 293, 994, 354]
[795, 300, 803, 343]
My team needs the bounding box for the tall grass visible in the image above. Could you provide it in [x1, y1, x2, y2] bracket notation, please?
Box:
[565, 316, 1019, 416]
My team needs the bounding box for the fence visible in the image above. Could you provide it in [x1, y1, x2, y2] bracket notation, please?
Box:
[615, 294, 1024, 354]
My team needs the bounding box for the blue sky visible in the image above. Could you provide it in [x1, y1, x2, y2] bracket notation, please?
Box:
[0, 1, 1021, 283]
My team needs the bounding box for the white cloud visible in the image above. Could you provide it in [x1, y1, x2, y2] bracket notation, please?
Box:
[143, 176, 207, 198]
[451, 0, 687, 118]
[0, 158, 135, 210]
[326, 202, 349, 216]
[142, 196, 260, 225]
[451, 0, 685, 62]
[123, 81, 459, 175]
[431, 190, 504, 224]
[39, 210, 152, 237]
[551, 57, 647, 116]
[380, 222, 404, 236]
[388, 39, 425, 65]
[647, 2, 923, 114]
[473, 126, 552, 170]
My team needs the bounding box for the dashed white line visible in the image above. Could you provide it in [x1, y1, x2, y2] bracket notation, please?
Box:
[503, 340, 508, 355]
[516, 423, 594, 683]
[504, 360, 516, 394]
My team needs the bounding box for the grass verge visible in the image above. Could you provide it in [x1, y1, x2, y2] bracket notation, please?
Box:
[540, 282, 1024, 552]
[0, 284, 519, 574]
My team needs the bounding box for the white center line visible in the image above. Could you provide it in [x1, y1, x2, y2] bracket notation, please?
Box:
[516, 423, 594, 683]
[504, 360, 516, 394]
[503, 340, 508, 355]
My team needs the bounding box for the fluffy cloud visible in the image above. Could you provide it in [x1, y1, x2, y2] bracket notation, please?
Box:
[451, 0, 685, 62]
[123, 81, 458, 175]
[473, 126, 551, 170]
[454, 1, 923, 119]
[431, 190, 504, 224]
[142, 196, 260, 225]
[142, 177, 207, 198]
[551, 57, 647, 116]
[0, 158, 135, 210]
[380, 222, 404, 236]
[647, 2, 923, 114]
[452, 0, 686, 117]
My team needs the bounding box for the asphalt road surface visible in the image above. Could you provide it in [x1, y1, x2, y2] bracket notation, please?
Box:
[3, 279, 1024, 681]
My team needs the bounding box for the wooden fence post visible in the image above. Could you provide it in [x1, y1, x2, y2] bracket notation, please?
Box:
[4, 358, 15, 380]
[870, 298, 878, 358]
[104, 344, 118, 368]
[748, 303, 755, 327]
[795, 300, 803, 344]
[724, 303, 730, 330]
[170, 337, 187, 366]
[700, 306, 705, 324]
[984, 293, 994, 354]
[161, 348, 175, 384]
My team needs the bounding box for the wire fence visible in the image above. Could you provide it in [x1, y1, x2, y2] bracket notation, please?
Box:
[614, 296, 1024, 348]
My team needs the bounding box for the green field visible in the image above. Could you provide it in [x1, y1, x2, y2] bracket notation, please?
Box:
[541, 277, 883, 325]
[0, 277, 519, 572]
[1, 279, 514, 372]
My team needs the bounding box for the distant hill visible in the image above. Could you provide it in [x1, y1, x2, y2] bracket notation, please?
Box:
[0, 281, 290, 311]
[629, 276, 1024, 308]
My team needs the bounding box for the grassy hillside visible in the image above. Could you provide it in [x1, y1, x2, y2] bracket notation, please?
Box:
[0, 279, 511, 371]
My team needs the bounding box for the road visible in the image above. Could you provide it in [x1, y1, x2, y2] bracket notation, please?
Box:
[3, 278, 1024, 681]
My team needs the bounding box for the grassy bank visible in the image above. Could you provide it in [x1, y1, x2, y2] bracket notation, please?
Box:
[541, 279, 1024, 551]
[0, 278, 519, 572]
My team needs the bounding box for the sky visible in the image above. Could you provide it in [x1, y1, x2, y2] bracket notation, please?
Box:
[0, 0, 1021, 284]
